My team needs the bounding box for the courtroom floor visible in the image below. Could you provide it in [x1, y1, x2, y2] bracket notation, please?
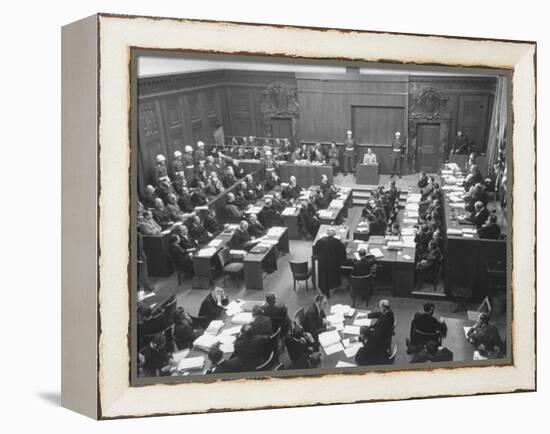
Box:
[147, 235, 506, 366]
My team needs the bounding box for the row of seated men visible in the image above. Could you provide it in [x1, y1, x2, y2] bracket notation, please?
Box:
[138, 288, 505, 377]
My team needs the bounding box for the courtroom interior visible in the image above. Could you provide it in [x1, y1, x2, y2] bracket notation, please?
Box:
[135, 55, 509, 378]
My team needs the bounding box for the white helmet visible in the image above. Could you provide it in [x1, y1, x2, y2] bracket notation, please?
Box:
[197, 141, 205, 148]
[156, 154, 166, 163]
[174, 150, 182, 158]
[185, 145, 193, 153]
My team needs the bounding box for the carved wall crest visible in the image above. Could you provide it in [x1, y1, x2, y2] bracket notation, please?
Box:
[260, 82, 299, 140]
[410, 88, 450, 120]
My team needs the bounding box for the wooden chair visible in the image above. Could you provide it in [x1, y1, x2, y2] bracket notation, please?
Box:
[293, 307, 305, 328]
[255, 350, 275, 371]
[265, 327, 282, 361]
[289, 261, 312, 292]
[273, 362, 284, 371]
[349, 274, 373, 307]
[218, 248, 244, 287]
[387, 338, 398, 363]
[160, 295, 178, 327]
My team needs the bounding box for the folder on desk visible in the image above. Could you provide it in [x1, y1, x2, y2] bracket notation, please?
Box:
[231, 312, 254, 324]
[330, 304, 355, 317]
[353, 318, 372, 327]
[370, 248, 384, 259]
[343, 325, 360, 335]
[205, 320, 224, 335]
[326, 313, 345, 326]
[336, 360, 357, 368]
[323, 342, 344, 356]
[281, 207, 296, 216]
[193, 334, 219, 352]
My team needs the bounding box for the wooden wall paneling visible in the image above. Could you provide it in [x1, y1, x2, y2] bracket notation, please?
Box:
[160, 96, 185, 154]
[138, 99, 166, 186]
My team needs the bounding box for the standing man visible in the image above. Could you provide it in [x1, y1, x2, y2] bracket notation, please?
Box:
[390, 131, 405, 178]
[363, 148, 377, 165]
[343, 130, 356, 176]
[327, 142, 340, 174]
[313, 227, 347, 298]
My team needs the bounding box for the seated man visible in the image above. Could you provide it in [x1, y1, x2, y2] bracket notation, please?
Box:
[281, 175, 301, 201]
[222, 192, 244, 223]
[139, 333, 173, 377]
[303, 294, 330, 349]
[198, 287, 229, 324]
[172, 307, 201, 350]
[167, 234, 194, 274]
[467, 313, 504, 351]
[319, 174, 335, 201]
[355, 325, 381, 366]
[478, 214, 501, 239]
[173, 224, 199, 252]
[247, 213, 266, 238]
[264, 171, 281, 191]
[206, 346, 243, 374]
[464, 164, 483, 191]
[203, 209, 224, 235]
[191, 181, 208, 206]
[177, 187, 195, 213]
[187, 214, 212, 244]
[410, 340, 454, 363]
[138, 210, 162, 236]
[222, 166, 238, 188]
[152, 198, 175, 229]
[362, 148, 377, 165]
[231, 220, 257, 251]
[284, 324, 316, 369]
[464, 201, 490, 229]
[298, 200, 321, 238]
[233, 324, 270, 372]
[258, 198, 282, 228]
[416, 239, 443, 277]
[248, 304, 273, 337]
[352, 248, 376, 277]
[406, 303, 448, 354]
[262, 292, 291, 336]
[165, 193, 189, 222]
[141, 184, 158, 208]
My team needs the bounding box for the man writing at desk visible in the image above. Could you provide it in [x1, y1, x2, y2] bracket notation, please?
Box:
[198, 287, 229, 324]
[363, 148, 377, 165]
[231, 220, 261, 251]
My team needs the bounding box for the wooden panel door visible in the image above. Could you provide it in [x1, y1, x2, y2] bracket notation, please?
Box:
[138, 100, 165, 187]
[457, 95, 489, 153]
[271, 117, 292, 140]
[228, 90, 254, 137]
[417, 123, 441, 173]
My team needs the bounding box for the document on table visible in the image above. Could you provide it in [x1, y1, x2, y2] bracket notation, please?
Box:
[318, 330, 341, 348]
[267, 227, 285, 236]
[224, 300, 245, 316]
[463, 326, 472, 339]
[193, 334, 219, 351]
[353, 318, 372, 327]
[205, 320, 224, 335]
[326, 313, 345, 326]
[354, 310, 370, 319]
[318, 210, 334, 219]
[343, 342, 362, 358]
[220, 325, 242, 336]
[220, 343, 235, 354]
[177, 356, 205, 371]
[336, 361, 357, 368]
[232, 312, 254, 324]
[357, 243, 369, 251]
[330, 304, 355, 317]
[370, 248, 384, 259]
[171, 349, 190, 363]
[343, 325, 360, 335]
[197, 247, 218, 257]
[208, 239, 223, 247]
[406, 210, 419, 218]
[323, 342, 344, 355]
[281, 207, 296, 216]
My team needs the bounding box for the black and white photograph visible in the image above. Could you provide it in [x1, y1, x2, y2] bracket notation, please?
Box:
[133, 53, 510, 380]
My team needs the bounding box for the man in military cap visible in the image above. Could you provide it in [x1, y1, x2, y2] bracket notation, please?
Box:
[154, 154, 170, 184]
[343, 130, 356, 176]
[390, 131, 405, 178]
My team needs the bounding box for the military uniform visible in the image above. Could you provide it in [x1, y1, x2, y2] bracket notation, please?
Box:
[328, 147, 340, 172]
[390, 137, 405, 177]
[343, 136, 356, 174]
[194, 148, 206, 165]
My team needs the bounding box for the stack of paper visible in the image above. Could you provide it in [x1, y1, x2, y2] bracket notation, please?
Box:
[343, 325, 360, 335]
[406, 210, 419, 218]
[208, 239, 223, 247]
[403, 218, 418, 225]
[402, 236, 416, 248]
[220, 325, 242, 336]
[267, 227, 285, 236]
[318, 210, 334, 219]
[447, 228, 463, 236]
[342, 339, 363, 358]
[246, 206, 263, 214]
[387, 241, 404, 250]
[370, 248, 384, 259]
[356, 243, 369, 251]
[224, 300, 245, 317]
[323, 342, 344, 355]
[326, 313, 345, 327]
[318, 330, 341, 348]
[281, 207, 296, 216]
[231, 312, 254, 324]
[197, 247, 217, 257]
[171, 349, 191, 363]
[229, 249, 247, 257]
[353, 317, 372, 327]
[205, 320, 224, 335]
[193, 334, 219, 352]
[177, 356, 205, 371]
[330, 200, 344, 208]
[405, 203, 419, 211]
[330, 304, 355, 317]
[401, 228, 416, 236]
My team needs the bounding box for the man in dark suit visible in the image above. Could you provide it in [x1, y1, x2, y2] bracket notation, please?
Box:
[222, 192, 244, 223]
[263, 292, 291, 336]
[417, 171, 429, 189]
[466, 201, 490, 229]
[249, 304, 273, 336]
[198, 287, 228, 324]
[362, 299, 395, 364]
[303, 294, 330, 348]
[206, 347, 242, 374]
[281, 175, 301, 201]
[284, 324, 315, 369]
[233, 324, 270, 371]
[313, 227, 347, 298]
[478, 214, 501, 239]
[352, 249, 376, 277]
[406, 303, 447, 353]
[203, 209, 224, 235]
[452, 130, 472, 155]
[231, 220, 256, 250]
[247, 213, 266, 238]
[177, 187, 195, 213]
[167, 234, 194, 274]
[173, 225, 199, 253]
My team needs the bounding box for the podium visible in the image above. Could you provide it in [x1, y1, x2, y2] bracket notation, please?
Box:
[356, 163, 379, 185]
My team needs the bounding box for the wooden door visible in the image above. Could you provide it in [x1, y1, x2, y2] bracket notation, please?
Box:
[417, 123, 441, 173]
[457, 95, 489, 153]
[271, 117, 292, 140]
